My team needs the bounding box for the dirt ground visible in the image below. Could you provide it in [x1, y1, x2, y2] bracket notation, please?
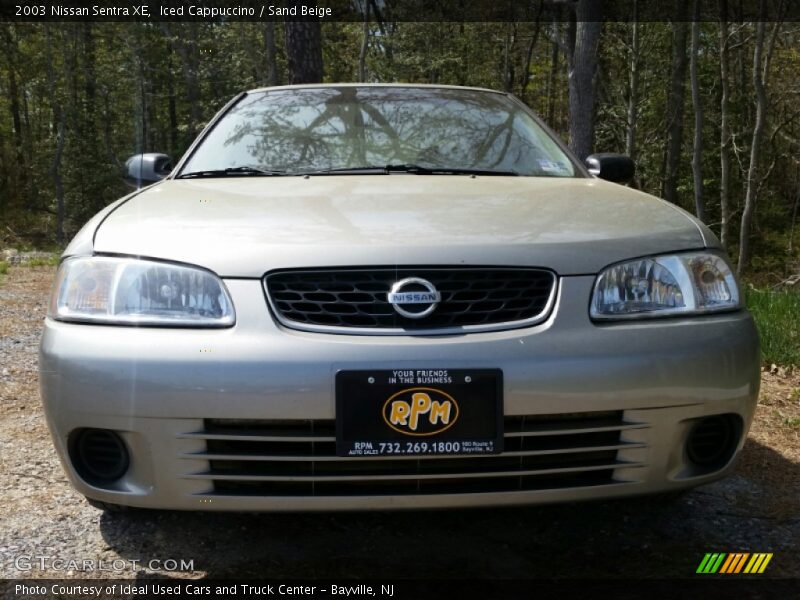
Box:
[1, 265, 798, 580]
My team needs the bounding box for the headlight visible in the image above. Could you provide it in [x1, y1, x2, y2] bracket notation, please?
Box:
[50, 256, 235, 327]
[590, 252, 740, 320]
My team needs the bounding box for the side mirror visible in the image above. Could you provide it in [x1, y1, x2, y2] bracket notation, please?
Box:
[585, 153, 635, 183]
[123, 153, 173, 188]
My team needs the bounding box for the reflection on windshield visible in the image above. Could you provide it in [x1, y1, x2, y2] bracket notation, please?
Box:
[182, 87, 577, 177]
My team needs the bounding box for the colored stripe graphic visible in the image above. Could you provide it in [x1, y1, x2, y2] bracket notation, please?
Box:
[721, 553, 749, 573]
[759, 554, 773, 573]
[697, 553, 726, 574]
[734, 553, 750, 573]
[698, 552, 773, 574]
[718, 554, 735, 573]
[744, 554, 761, 574]
[743, 553, 773, 574]
[710, 553, 726, 573]
[696, 554, 714, 573]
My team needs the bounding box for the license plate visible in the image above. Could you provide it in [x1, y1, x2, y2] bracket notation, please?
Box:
[335, 369, 503, 457]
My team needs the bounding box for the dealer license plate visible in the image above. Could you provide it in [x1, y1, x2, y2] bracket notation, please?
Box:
[335, 369, 502, 457]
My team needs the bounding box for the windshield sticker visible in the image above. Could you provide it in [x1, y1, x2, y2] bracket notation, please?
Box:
[537, 159, 569, 173]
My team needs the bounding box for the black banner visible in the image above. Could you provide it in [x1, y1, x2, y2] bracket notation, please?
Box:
[2, 579, 798, 600]
[0, 0, 798, 23]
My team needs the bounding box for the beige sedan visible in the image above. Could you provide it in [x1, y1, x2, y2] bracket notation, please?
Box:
[40, 84, 759, 511]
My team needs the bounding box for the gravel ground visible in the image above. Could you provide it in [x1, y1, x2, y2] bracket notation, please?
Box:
[1, 265, 798, 580]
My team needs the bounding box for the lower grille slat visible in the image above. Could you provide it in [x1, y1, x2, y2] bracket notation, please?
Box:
[179, 442, 645, 463]
[209, 471, 622, 497]
[184, 462, 641, 483]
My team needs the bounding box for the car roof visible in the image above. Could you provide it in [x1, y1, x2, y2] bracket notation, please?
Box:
[245, 83, 508, 95]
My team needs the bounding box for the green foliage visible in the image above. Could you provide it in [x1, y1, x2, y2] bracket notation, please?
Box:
[26, 255, 59, 267]
[746, 287, 800, 367]
[0, 261, 8, 275]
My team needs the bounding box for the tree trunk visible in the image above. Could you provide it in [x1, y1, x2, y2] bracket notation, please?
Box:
[502, 23, 516, 93]
[101, 90, 121, 168]
[566, 0, 602, 161]
[2, 27, 26, 207]
[133, 32, 148, 152]
[45, 25, 66, 244]
[368, 0, 392, 66]
[284, 22, 323, 84]
[6, 57, 23, 165]
[185, 24, 201, 134]
[546, 33, 559, 126]
[520, 13, 544, 98]
[625, 0, 639, 162]
[661, 7, 689, 205]
[166, 40, 178, 156]
[358, 1, 370, 81]
[718, 0, 732, 247]
[52, 119, 66, 245]
[82, 23, 96, 138]
[690, 1, 704, 221]
[737, 16, 767, 274]
[264, 22, 278, 86]
[788, 176, 799, 257]
[737, 8, 782, 273]
[167, 23, 201, 138]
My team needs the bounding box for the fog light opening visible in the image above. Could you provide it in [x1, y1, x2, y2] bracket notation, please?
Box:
[686, 414, 741, 471]
[68, 428, 130, 486]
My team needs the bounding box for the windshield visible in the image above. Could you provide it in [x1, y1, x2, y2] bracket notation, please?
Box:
[180, 87, 578, 177]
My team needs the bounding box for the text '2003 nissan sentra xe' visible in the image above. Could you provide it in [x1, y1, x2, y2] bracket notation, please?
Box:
[40, 84, 760, 511]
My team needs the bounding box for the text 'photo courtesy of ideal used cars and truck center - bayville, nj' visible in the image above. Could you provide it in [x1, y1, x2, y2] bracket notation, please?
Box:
[40, 83, 758, 512]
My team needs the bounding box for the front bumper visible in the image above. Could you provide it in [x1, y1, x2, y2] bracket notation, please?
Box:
[39, 276, 760, 511]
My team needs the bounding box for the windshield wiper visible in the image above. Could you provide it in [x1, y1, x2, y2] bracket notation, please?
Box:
[178, 166, 292, 178]
[300, 166, 387, 175]
[301, 164, 519, 176]
[385, 164, 519, 176]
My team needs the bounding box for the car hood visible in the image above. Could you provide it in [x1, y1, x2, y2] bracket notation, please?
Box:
[92, 176, 708, 277]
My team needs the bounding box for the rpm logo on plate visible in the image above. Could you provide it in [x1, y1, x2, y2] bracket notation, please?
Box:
[382, 387, 459, 436]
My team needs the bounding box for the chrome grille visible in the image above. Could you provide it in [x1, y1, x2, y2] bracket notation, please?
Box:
[177, 412, 648, 497]
[264, 267, 556, 334]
